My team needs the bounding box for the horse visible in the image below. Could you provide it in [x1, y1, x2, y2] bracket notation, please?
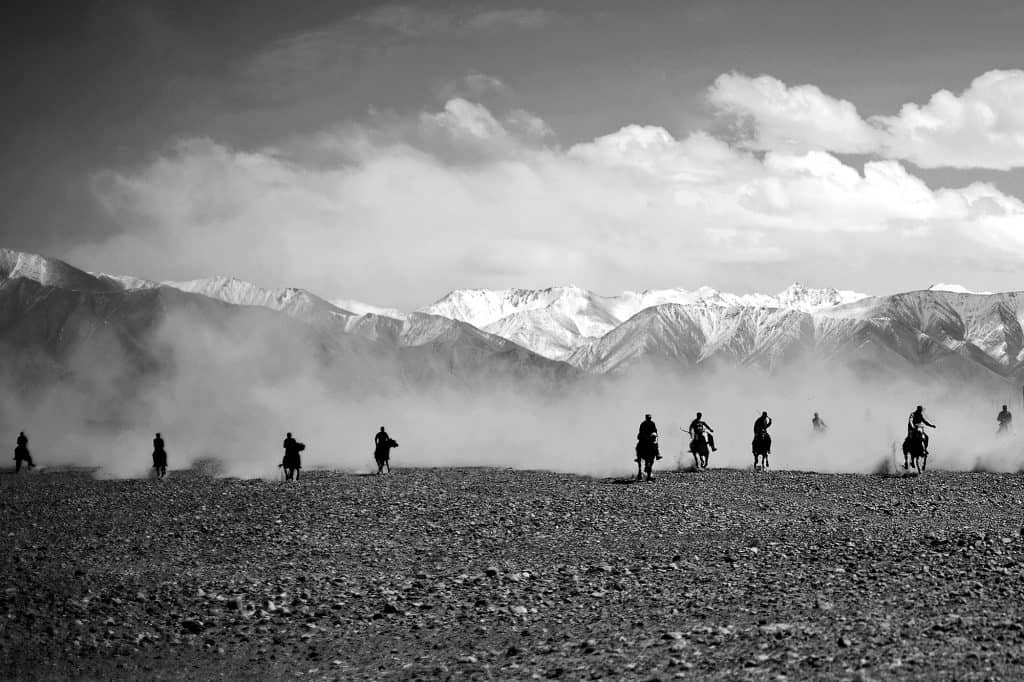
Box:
[281, 442, 305, 481]
[635, 434, 660, 482]
[902, 428, 927, 472]
[13, 445, 34, 473]
[374, 438, 398, 474]
[689, 432, 710, 469]
[752, 431, 771, 469]
[152, 447, 167, 479]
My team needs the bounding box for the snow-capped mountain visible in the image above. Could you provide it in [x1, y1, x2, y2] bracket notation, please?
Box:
[0, 250, 576, 391]
[5, 247, 1024, 389]
[423, 283, 868, 360]
[1, 248, 120, 293]
[164, 276, 355, 319]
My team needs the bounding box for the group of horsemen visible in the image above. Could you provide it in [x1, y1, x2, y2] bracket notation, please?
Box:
[632, 403, 1016, 480]
[10, 427, 401, 478]
[7, 405, 1017, 477]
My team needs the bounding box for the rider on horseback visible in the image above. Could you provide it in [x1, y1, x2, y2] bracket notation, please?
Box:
[374, 426, 398, 474]
[152, 432, 167, 478]
[281, 432, 304, 480]
[754, 411, 772, 450]
[13, 431, 34, 473]
[908, 406, 935, 454]
[997, 404, 1013, 434]
[688, 412, 717, 452]
[636, 414, 661, 461]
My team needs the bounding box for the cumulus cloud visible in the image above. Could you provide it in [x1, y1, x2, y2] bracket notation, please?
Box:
[69, 92, 1024, 310]
[873, 69, 1024, 170]
[708, 72, 878, 154]
[708, 69, 1024, 170]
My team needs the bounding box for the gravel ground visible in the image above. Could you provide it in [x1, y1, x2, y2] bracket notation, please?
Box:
[3, 464, 1024, 680]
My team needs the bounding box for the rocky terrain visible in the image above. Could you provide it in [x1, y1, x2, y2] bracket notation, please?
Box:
[3, 465, 1024, 680]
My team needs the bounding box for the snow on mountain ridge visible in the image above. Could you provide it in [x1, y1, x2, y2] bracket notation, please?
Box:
[422, 283, 870, 360]
[158, 276, 355, 320]
[332, 299, 407, 320]
[7, 247, 1024, 383]
[928, 283, 994, 295]
[1, 248, 118, 292]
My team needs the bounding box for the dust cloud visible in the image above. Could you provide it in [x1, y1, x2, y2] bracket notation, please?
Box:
[1, 306, 1021, 479]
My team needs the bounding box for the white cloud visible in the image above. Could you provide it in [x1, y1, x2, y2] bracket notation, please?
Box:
[873, 69, 1024, 170]
[707, 72, 878, 154]
[71, 96, 1024, 309]
[708, 69, 1024, 170]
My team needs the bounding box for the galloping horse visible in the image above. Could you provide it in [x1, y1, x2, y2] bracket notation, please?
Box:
[13, 444, 34, 473]
[152, 446, 167, 479]
[689, 432, 711, 469]
[752, 431, 771, 469]
[903, 428, 927, 472]
[635, 433, 660, 482]
[281, 442, 305, 481]
[374, 438, 398, 474]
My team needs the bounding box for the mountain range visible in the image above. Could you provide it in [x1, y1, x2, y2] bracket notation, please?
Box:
[2, 248, 1023, 391]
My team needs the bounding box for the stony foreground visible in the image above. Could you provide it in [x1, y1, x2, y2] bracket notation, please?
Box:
[3, 466, 1024, 681]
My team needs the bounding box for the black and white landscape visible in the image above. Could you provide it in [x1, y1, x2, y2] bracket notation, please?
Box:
[6, 1, 1024, 679]
[2, 246, 1023, 478]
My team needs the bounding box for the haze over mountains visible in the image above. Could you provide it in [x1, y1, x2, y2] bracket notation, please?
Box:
[2, 248, 1024, 391]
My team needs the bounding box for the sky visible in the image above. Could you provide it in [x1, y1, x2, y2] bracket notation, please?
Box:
[3, 0, 1024, 309]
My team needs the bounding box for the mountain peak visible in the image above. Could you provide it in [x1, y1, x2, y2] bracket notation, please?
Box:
[1, 248, 117, 292]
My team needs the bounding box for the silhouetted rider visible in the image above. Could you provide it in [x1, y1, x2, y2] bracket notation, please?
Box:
[753, 411, 772, 453]
[688, 412, 717, 451]
[152, 432, 167, 478]
[281, 432, 303, 480]
[908, 406, 935, 454]
[812, 412, 827, 432]
[998, 405, 1013, 433]
[13, 431, 34, 473]
[374, 426, 398, 474]
[637, 414, 661, 460]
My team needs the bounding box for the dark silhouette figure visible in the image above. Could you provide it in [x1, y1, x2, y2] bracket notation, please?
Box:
[903, 428, 928, 472]
[635, 414, 660, 481]
[812, 412, 827, 433]
[907, 405, 935, 460]
[752, 412, 772, 468]
[280, 432, 305, 481]
[689, 430, 711, 470]
[13, 432, 34, 473]
[152, 433, 167, 478]
[997, 405, 1013, 434]
[688, 412, 717, 452]
[373, 427, 399, 474]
